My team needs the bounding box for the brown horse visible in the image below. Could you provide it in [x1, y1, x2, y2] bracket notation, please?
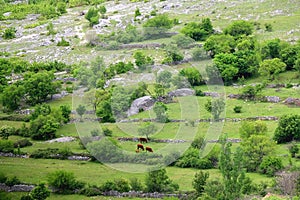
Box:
[139, 137, 148, 143]
[145, 146, 153, 152]
[137, 144, 144, 151]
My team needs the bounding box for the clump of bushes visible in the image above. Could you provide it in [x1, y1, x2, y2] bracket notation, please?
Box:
[30, 148, 72, 159]
[13, 139, 32, 148]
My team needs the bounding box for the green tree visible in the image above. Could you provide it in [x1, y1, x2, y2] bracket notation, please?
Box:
[224, 20, 254, 37]
[241, 135, 276, 172]
[23, 71, 61, 105]
[280, 45, 299, 70]
[2, 84, 25, 111]
[30, 115, 59, 140]
[274, 114, 300, 143]
[171, 34, 195, 49]
[76, 104, 86, 120]
[153, 102, 168, 123]
[162, 44, 184, 64]
[96, 100, 115, 123]
[30, 183, 50, 200]
[31, 103, 52, 120]
[85, 7, 99, 26]
[143, 14, 174, 37]
[179, 67, 204, 86]
[133, 51, 154, 70]
[219, 139, 247, 200]
[47, 170, 84, 194]
[239, 120, 267, 139]
[180, 18, 213, 41]
[259, 58, 286, 80]
[145, 168, 179, 193]
[193, 171, 209, 195]
[59, 105, 71, 123]
[138, 122, 157, 139]
[0, 125, 15, 140]
[240, 84, 264, 100]
[205, 98, 225, 120]
[204, 34, 235, 58]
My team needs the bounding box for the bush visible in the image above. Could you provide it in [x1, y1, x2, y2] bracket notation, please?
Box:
[5, 176, 21, 186]
[233, 105, 242, 113]
[2, 27, 16, 40]
[103, 128, 112, 137]
[192, 47, 208, 61]
[57, 37, 70, 46]
[30, 183, 50, 200]
[274, 114, 300, 143]
[13, 139, 32, 148]
[30, 148, 72, 159]
[79, 185, 102, 196]
[259, 156, 283, 176]
[0, 172, 7, 183]
[195, 89, 205, 96]
[47, 170, 85, 194]
[20, 195, 33, 200]
[130, 177, 144, 191]
[101, 180, 116, 192]
[114, 178, 131, 192]
[0, 140, 14, 153]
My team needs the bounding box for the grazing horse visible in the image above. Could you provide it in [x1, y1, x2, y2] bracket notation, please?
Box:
[139, 137, 148, 143]
[145, 146, 153, 152]
[137, 143, 144, 151]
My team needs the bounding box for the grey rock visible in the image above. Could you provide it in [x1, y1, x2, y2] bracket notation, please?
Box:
[168, 88, 195, 97]
[127, 96, 155, 116]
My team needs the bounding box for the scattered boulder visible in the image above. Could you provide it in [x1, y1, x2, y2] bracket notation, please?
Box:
[168, 88, 195, 97]
[203, 92, 220, 97]
[283, 97, 300, 106]
[127, 96, 155, 116]
[262, 96, 281, 103]
[46, 136, 76, 143]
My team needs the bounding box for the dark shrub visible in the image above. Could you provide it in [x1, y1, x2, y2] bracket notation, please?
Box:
[5, 176, 21, 186]
[0, 140, 14, 153]
[13, 139, 32, 148]
[233, 105, 242, 113]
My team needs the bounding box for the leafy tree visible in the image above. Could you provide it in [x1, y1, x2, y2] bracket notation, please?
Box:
[180, 18, 213, 41]
[85, 7, 99, 26]
[241, 135, 276, 172]
[23, 71, 61, 105]
[259, 58, 286, 80]
[274, 114, 300, 143]
[2, 27, 16, 39]
[205, 98, 225, 120]
[193, 171, 209, 195]
[171, 34, 195, 49]
[179, 67, 204, 86]
[239, 120, 267, 139]
[30, 115, 59, 140]
[47, 170, 84, 194]
[76, 104, 86, 120]
[261, 38, 288, 60]
[204, 34, 235, 58]
[259, 156, 283, 176]
[138, 122, 157, 139]
[0, 126, 15, 140]
[31, 103, 52, 120]
[111, 87, 131, 119]
[280, 45, 299, 70]
[202, 179, 224, 200]
[162, 44, 184, 64]
[153, 102, 168, 123]
[153, 83, 165, 98]
[172, 75, 190, 89]
[96, 100, 115, 123]
[219, 139, 247, 200]
[143, 14, 174, 37]
[30, 183, 50, 200]
[240, 84, 264, 100]
[2, 84, 25, 111]
[133, 51, 154, 70]
[59, 105, 71, 123]
[99, 5, 106, 18]
[87, 139, 122, 163]
[145, 168, 179, 193]
[156, 70, 172, 88]
[224, 20, 254, 37]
